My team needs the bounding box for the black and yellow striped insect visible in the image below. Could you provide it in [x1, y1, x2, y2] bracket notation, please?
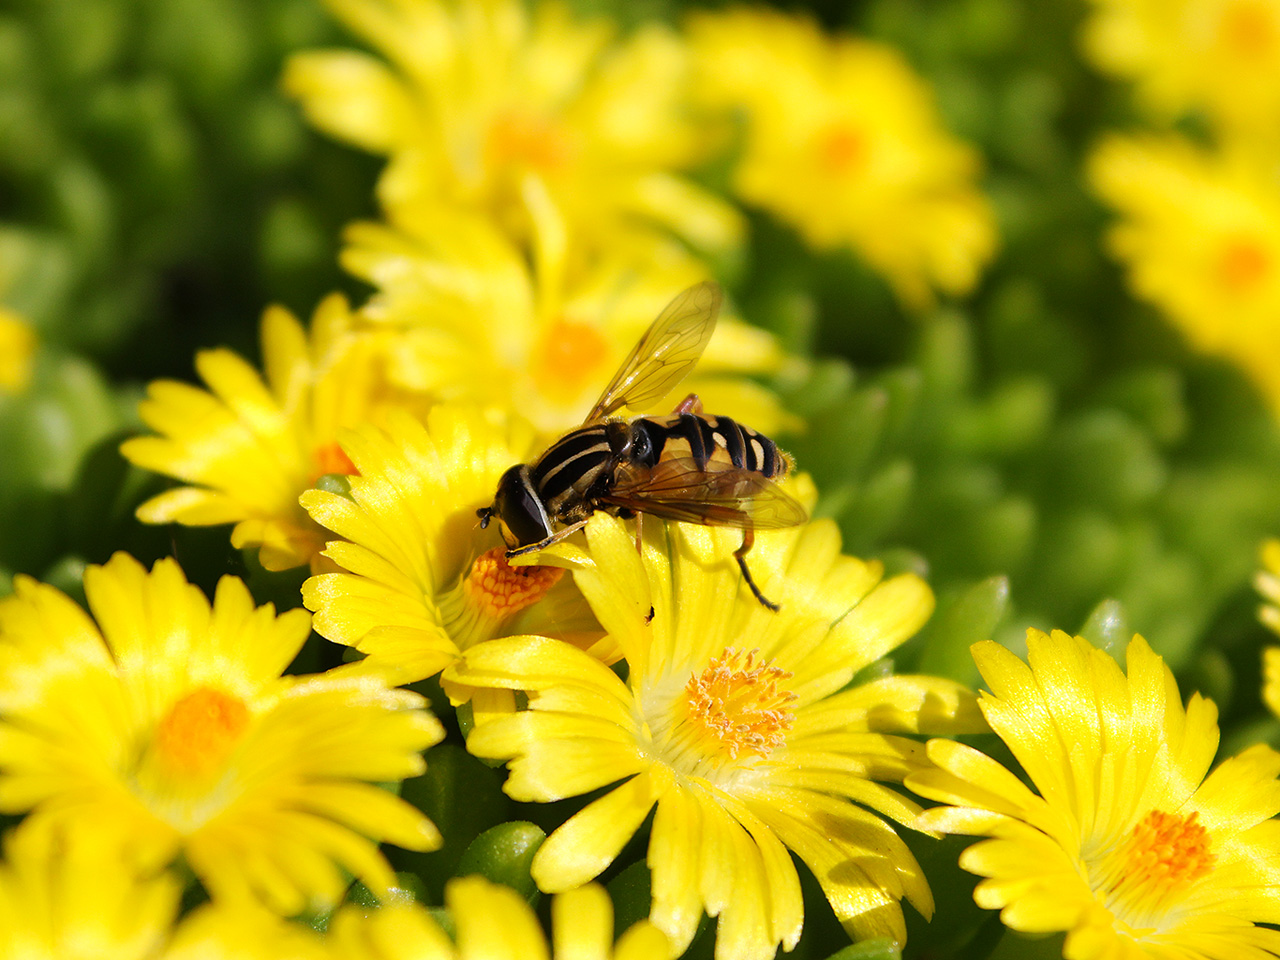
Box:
[476, 281, 806, 611]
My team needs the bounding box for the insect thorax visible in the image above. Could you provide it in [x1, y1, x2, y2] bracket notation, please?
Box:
[529, 423, 623, 522]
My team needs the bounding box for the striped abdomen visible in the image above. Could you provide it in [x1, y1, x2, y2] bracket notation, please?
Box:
[632, 413, 788, 479]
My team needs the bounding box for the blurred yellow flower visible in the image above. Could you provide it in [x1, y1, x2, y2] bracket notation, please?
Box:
[341, 200, 792, 438]
[909, 630, 1280, 960]
[1082, 0, 1280, 137]
[328, 876, 671, 960]
[688, 7, 997, 309]
[284, 0, 741, 257]
[0, 553, 443, 915]
[301, 404, 602, 685]
[0, 820, 179, 960]
[163, 903, 328, 960]
[0, 306, 36, 395]
[121, 294, 428, 571]
[444, 492, 985, 960]
[1253, 538, 1280, 717]
[1090, 134, 1280, 413]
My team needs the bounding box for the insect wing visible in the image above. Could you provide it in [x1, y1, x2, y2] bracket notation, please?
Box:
[601, 457, 808, 530]
[582, 281, 722, 424]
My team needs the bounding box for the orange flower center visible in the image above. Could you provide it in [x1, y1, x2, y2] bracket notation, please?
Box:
[1221, 0, 1278, 59]
[817, 122, 866, 175]
[684, 648, 797, 761]
[309, 441, 359, 487]
[1217, 235, 1271, 292]
[488, 110, 575, 174]
[535, 318, 611, 403]
[463, 547, 564, 621]
[1098, 810, 1216, 926]
[152, 687, 250, 780]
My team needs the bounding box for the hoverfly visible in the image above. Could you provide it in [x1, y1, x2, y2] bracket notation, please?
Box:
[476, 281, 806, 611]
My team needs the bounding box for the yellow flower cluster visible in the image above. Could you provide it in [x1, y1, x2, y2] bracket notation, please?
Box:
[24, 0, 1276, 958]
[911, 630, 1280, 960]
[1084, 0, 1280, 417]
[1082, 0, 1280, 140]
[688, 7, 998, 308]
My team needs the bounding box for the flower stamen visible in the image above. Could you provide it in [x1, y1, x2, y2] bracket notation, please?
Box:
[1217, 236, 1270, 292]
[441, 548, 565, 650]
[1221, 0, 1278, 59]
[535, 319, 611, 403]
[682, 647, 797, 763]
[1097, 809, 1216, 927]
[152, 687, 251, 780]
[488, 110, 575, 173]
[464, 547, 564, 618]
[817, 122, 866, 175]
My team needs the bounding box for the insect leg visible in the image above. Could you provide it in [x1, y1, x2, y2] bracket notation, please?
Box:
[504, 520, 589, 557]
[634, 511, 644, 554]
[734, 527, 780, 612]
[673, 393, 704, 415]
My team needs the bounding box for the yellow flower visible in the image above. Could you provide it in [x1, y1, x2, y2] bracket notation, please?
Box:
[301, 404, 601, 685]
[1091, 134, 1280, 414]
[341, 200, 792, 438]
[1253, 538, 1280, 717]
[0, 305, 36, 395]
[443, 492, 985, 960]
[283, 0, 741, 257]
[1082, 0, 1280, 137]
[688, 7, 997, 309]
[163, 903, 328, 960]
[0, 819, 179, 960]
[0, 552, 443, 915]
[328, 876, 671, 960]
[121, 294, 427, 571]
[908, 630, 1280, 960]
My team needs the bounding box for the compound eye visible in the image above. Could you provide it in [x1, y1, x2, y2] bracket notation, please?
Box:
[493, 467, 552, 548]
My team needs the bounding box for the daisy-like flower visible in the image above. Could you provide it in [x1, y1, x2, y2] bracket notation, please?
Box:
[907, 629, 1280, 960]
[283, 0, 741, 257]
[328, 875, 671, 960]
[1253, 538, 1280, 718]
[340, 196, 792, 438]
[0, 305, 36, 395]
[1090, 134, 1280, 414]
[442, 491, 986, 960]
[163, 903, 327, 960]
[0, 819, 179, 960]
[121, 294, 428, 571]
[1081, 0, 1280, 137]
[301, 403, 601, 685]
[0, 552, 443, 915]
[688, 7, 997, 309]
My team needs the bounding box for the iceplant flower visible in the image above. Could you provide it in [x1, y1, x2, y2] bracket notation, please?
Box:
[1081, 0, 1280, 138]
[1089, 134, 1280, 415]
[302, 404, 603, 686]
[162, 902, 328, 960]
[0, 553, 443, 915]
[443, 488, 985, 960]
[284, 0, 741, 256]
[328, 875, 671, 960]
[908, 630, 1280, 960]
[0, 819, 179, 960]
[688, 7, 997, 309]
[341, 194, 792, 438]
[121, 294, 427, 571]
